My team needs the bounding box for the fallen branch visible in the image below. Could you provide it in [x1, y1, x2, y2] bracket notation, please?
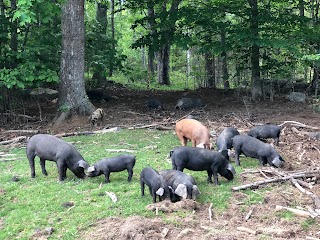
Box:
[1, 113, 34, 119]
[275, 205, 314, 218]
[291, 178, 320, 209]
[232, 170, 320, 191]
[55, 128, 121, 138]
[0, 136, 27, 145]
[105, 149, 136, 153]
[291, 127, 320, 140]
[127, 123, 172, 130]
[5, 129, 40, 134]
[279, 121, 320, 130]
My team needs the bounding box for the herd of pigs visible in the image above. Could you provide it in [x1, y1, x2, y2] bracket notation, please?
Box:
[25, 114, 285, 204]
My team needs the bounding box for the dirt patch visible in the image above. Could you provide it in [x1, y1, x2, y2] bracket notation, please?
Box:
[1, 86, 320, 239]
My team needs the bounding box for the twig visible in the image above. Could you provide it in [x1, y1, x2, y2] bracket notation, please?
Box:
[245, 207, 254, 221]
[298, 150, 306, 161]
[208, 203, 213, 222]
[258, 169, 270, 179]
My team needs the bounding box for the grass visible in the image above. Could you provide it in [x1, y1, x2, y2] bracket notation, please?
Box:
[0, 129, 276, 239]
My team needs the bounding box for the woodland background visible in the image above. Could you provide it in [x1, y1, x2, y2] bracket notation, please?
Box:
[0, 0, 320, 121]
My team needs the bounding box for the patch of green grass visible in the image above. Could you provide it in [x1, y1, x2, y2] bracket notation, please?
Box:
[0, 129, 266, 239]
[300, 218, 317, 231]
[275, 210, 294, 220]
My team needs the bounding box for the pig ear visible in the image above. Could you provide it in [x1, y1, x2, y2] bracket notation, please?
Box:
[227, 163, 236, 176]
[175, 184, 187, 199]
[87, 166, 95, 173]
[78, 160, 89, 170]
[192, 185, 200, 200]
[156, 188, 164, 196]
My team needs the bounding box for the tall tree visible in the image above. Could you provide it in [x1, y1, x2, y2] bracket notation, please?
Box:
[248, 0, 262, 100]
[157, 0, 181, 85]
[56, 0, 95, 124]
[92, 1, 108, 86]
[109, 0, 115, 77]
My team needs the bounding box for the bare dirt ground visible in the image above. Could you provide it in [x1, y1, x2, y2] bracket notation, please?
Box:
[1, 86, 320, 240]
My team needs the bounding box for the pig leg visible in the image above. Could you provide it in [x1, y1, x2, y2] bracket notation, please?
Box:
[211, 166, 219, 185]
[40, 158, 48, 176]
[191, 139, 197, 147]
[140, 179, 145, 196]
[57, 161, 67, 181]
[206, 170, 213, 184]
[104, 171, 110, 183]
[27, 153, 36, 178]
[258, 157, 267, 166]
[274, 137, 279, 146]
[152, 191, 157, 203]
[127, 168, 133, 182]
[234, 148, 241, 166]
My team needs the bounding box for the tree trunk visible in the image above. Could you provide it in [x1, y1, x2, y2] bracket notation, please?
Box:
[108, 0, 115, 77]
[299, 0, 304, 17]
[10, 0, 17, 68]
[157, 44, 170, 85]
[221, 27, 229, 89]
[205, 53, 215, 88]
[56, 0, 95, 125]
[249, 0, 262, 100]
[92, 2, 108, 86]
[147, 2, 156, 76]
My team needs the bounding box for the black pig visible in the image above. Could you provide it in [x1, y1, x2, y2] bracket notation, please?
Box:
[26, 134, 89, 181]
[247, 124, 281, 146]
[175, 98, 204, 110]
[87, 154, 136, 183]
[140, 167, 170, 203]
[170, 146, 236, 185]
[146, 98, 164, 110]
[233, 135, 284, 167]
[160, 169, 200, 201]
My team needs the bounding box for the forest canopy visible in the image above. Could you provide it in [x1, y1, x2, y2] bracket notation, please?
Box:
[0, 0, 319, 108]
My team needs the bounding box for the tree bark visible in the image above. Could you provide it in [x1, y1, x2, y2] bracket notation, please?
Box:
[147, 1, 156, 76]
[10, 0, 17, 68]
[157, 0, 181, 85]
[205, 53, 215, 88]
[56, 0, 95, 125]
[92, 2, 108, 86]
[108, 0, 115, 77]
[158, 44, 170, 85]
[221, 26, 229, 89]
[248, 0, 262, 100]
